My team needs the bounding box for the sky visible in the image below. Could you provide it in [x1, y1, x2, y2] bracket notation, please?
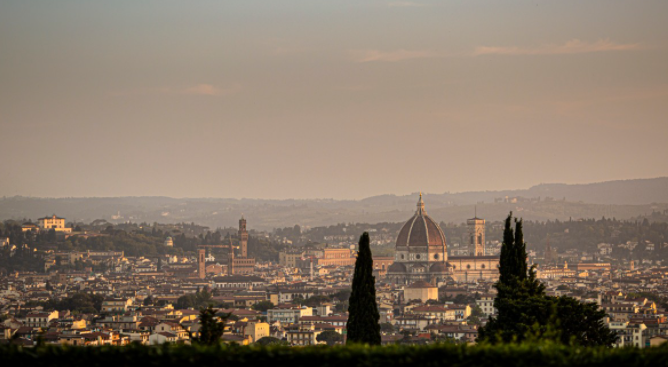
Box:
[1, 0, 667, 200]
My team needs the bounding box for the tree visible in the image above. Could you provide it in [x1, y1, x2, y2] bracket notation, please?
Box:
[252, 301, 274, 312]
[301, 295, 330, 307]
[143, 296, 154, 306]
[175, 294, 197, 309]
[316, 330, 343, 346]
[176, 289, 214, 310]
[346, 232, 380, 345]
[187, 306, 230, 346]
[468, 305, 485, 326]
[478, 212, 616, 346]
[380, 322, 395, 333]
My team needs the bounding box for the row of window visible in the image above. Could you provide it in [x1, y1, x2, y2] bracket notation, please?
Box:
[398, 253, 441, 260]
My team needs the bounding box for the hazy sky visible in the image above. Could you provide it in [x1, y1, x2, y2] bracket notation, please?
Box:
[1, 1, 667, 199]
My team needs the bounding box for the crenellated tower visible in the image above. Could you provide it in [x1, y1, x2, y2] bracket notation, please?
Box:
[239, 215, 248, 258]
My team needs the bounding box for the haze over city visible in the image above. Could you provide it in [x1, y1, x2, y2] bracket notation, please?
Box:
[1, 1, 667, 199]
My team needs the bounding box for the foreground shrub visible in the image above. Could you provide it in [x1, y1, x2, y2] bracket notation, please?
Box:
[1, 342, 668, 367]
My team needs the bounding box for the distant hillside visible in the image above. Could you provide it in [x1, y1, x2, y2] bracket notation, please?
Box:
[440, 177, 668, 205]
[1, 178, 667, 230]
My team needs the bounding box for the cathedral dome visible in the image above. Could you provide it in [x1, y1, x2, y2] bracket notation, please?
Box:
[396, 194, 447, 249]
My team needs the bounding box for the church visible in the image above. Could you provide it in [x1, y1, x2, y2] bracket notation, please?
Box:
[387, 194, 500, 284]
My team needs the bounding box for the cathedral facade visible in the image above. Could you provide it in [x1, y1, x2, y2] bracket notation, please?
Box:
[387, 195, 500, 284]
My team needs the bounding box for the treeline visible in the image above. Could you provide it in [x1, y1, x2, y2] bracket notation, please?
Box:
[25, 292, 104, 315]
[304, 222, 405, 243]
[61, 231, 172, 257]
[0, 220, 289, 262]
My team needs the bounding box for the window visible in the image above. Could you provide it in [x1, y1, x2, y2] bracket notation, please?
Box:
[434, 254, 439, 260]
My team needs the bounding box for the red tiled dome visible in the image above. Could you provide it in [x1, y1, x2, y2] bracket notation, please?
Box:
[396, 194, 447, 249]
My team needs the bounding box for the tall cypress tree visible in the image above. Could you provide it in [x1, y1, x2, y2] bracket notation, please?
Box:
[479, 212, 616, 346]
[346, 232, 381, 345]
[514, 218, 528, 282]
[498, 213, 515, 285]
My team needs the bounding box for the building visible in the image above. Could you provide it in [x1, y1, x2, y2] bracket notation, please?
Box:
[286, 323, 322, 346]
[37, 215, 72, 233]
[373, 257, 395, 277]
[243, 321, 269, 343]
[476, 294, 496, 317]
[576, 262, 612, 272]
[279, 251, 304, 267]
[101, 298, 133, 313]
[25, 311, 59, 328]
[227, 216, 256, 275]
[212, 275, 265, 290]
[21, 222, 39, 232]
[267, 305, 313, 324]
[387, 194, 500, 284]
[404, 281, 438, 303]
[316, 248, 356, 267]
[536, 263, 577, 279]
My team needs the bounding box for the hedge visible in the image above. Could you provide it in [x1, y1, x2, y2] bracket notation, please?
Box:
[1, 342, 667, 367]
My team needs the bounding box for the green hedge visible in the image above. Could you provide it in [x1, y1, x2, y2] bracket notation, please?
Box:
[1, 343, 667, 367]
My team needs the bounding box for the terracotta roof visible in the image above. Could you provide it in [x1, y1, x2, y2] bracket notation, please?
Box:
[407, 280, 436, 289]
[396, 196, 446, 248]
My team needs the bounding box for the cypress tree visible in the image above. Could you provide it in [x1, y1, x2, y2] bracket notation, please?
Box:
[346, 232, 381, 345]
[186, 306, 230, 345]
[479, 212, 616, 346]
[514, 218, 527, 282]
[498, 213, 515, 285]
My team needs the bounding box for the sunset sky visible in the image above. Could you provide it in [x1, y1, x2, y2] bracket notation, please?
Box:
[1, 1, 667, 199]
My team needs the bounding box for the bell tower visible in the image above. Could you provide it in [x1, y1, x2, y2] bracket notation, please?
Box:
[198, 249, 206, 279]
[467, 210, 485, 256]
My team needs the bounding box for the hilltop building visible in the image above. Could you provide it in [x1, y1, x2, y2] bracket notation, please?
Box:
[387, 194, 499, 284]
[37, 215, 72, 233]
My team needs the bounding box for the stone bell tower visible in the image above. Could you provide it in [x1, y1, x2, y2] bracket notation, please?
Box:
[467, 210, 485, 256]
